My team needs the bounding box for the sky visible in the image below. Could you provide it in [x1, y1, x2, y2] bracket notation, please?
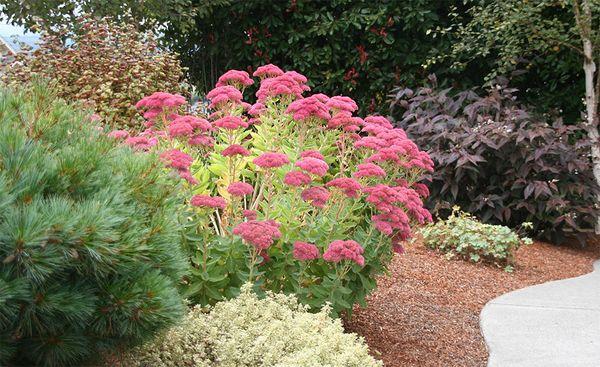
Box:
[0, 20, 39, 51]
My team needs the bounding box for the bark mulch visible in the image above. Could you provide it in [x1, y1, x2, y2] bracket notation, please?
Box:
[344, 237, 600, 367]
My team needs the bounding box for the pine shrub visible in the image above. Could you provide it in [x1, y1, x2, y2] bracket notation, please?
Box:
[0, 83, 188, 367]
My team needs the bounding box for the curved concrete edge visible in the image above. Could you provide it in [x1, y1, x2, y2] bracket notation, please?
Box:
[481, 260, 600, 367]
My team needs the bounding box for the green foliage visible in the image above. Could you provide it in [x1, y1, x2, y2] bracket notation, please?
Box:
[1, 16, 187, 129]
[0, 0, 197, 34]
[421, 207, 532, 271]
[437, 0, 600, 120]
[114, 284, 383, 367]
[0, 83, 188, 366]
[163, 0, 462, 113]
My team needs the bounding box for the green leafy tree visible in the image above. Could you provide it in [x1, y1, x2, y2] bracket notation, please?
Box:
[0, 0, 197, 33]
[162, 0, 464, 113]
[445, 0, 600, 230]
[0, 83, 188, 367]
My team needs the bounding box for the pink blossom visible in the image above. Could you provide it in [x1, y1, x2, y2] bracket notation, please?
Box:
[253, 152, 290, 168]
[256, 73, 308, 102]
[283, 170, 312, 187]
[160, 149, 193, 171]
[354, 136, 387, 150]
[206, 86, 243, 109]
[326, 96, 358, 113]
[216, 70, 254, 88]
[364, 115, 393, 129]
[108, 130, 129, 139]
[253, 64, 284, 79]
[300, 150, 325, 160]
[413, 183, 430, 198]
[286, 95, 330, 121]
[189, 134, 215, 147]
[311, 93, 330, 103]
[179, 171, 198, 185]
[248, 102, 266, 116]
[168, 120, 193, 138]
[227, 182, 254, 197]
[214, 116, 249, 130]
[191, 194, 227, 210]
[326, 177, 362, 198]
[125, 136, 157, 150]
[221, 144, 251, 157]
[243, 209, 258, 220]
[136, 92, 186, 120]
[172, 115, 212, 132]
[285, 71, 308, 84]
[233, 220, 282, 250]
[327, 112, 363, 131]
[293, 241, 320, 261]
[323, 240, 365, 266]
[301, 186, 330, 208]
[295, 157, 329, 177]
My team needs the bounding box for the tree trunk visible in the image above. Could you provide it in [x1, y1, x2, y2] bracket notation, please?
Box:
[575, 0, 600, 233]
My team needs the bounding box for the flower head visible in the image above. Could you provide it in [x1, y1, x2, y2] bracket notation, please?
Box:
[256, 72, 309, 102]
[253, 64, 284, 79]
[136, 92, 186, 120]
[189, 134, 214, 147]
[326, 96, 358, 113]
[248, 102, 266, 116]
[353, 163, 387, 178]
[300, 150, 325, 160]
[253, 152, 290, 169]
[191, 194, 227, 210]
[168, 120, 193, 138]
[214, 116, 249, 130]
[233, 220, 282, 250]
[125, 136, 158, 151]
[301, 186, 330, 208]
[286, 95, 330, 121]
[227, 182, 254, 197]
[108, 130, 129, 139]
[364, 115, 393, 130]
[293, 241, 320, 261]
[206, 86, 243, 109]
[172, 115, 212, 132]
[323, 240, 364, 266]
[221, 144, 251, 157]
[160, 149, 193, 171]
[326, 177, 362, 198]
[283, 170, 312, 187]
[295, 157, 329, 177]
[242, 209, 258, 220]
[216, 69, 254, 88]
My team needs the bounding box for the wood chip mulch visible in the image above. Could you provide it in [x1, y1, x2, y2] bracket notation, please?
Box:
[344, 237, 600, 367]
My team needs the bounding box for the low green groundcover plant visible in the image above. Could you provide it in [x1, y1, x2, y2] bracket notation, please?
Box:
[113, 284, 382, 367]
[111, 65, 434, 314]
[0, 84, 187, 367]
[420, 207, 532, 271]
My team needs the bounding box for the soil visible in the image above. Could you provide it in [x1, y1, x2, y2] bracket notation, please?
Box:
[344, 238, 600, 367]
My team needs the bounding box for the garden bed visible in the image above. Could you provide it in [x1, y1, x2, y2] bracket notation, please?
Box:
[345, 237, 600, 367]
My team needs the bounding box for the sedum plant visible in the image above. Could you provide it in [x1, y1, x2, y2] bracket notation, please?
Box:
[0, 16, 187, 129]
[113, 65, 434, 314]
[0, 83, 187, 367]
[420, 207, 532, 271]
[114, 284, 383, 367]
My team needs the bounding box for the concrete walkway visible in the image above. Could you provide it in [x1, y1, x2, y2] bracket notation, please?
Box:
[481, 260, 600, 367]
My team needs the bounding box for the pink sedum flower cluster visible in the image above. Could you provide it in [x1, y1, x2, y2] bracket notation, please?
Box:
[136, 92, 186, 121]
[191, 194, 227, 210]
[323, 240, 365, 266]
[292, 241, 320, 261]
[216, 70, 254, 88]
[253, 152, 290, 169]
[233, 220, 282, 250]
